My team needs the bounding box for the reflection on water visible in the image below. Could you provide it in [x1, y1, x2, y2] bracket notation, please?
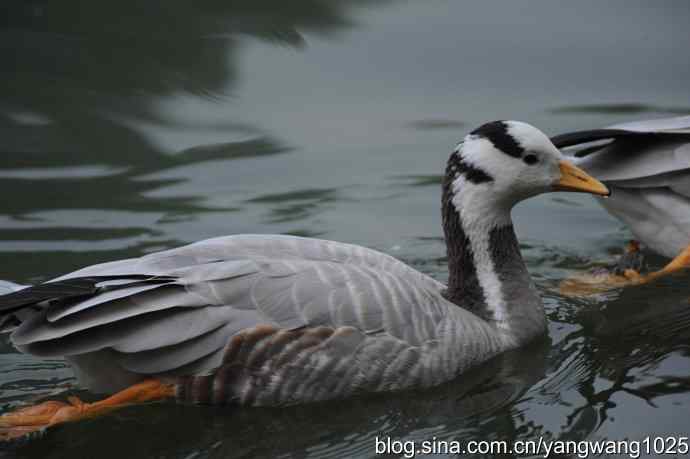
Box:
[549, 103, 690, 115]
[392, 174, 444, 187]
[406, 119, 466, 131]
[1, 0, 690, 457]
[0, 137, 287, 215]
[0, 0, 386, 280]
[540, 279, 690, 438]
[247, 187, 339, 223]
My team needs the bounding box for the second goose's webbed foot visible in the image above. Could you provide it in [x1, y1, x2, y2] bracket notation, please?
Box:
[559, 240, 648, 297]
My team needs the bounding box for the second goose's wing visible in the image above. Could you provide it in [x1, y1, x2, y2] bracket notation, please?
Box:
[552, 115, 690, 181]
[552, 116, 690, 257]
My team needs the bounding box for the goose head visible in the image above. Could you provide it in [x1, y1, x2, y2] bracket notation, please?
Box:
[442, 121, 609, 346]
[448, 120, 609, 218]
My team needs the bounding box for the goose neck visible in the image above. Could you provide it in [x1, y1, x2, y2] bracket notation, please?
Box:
[441, 158, 546, 346]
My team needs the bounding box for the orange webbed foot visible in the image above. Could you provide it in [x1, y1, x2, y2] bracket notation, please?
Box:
[559, 240, 646, 297]
[0, 379, 175, 443]
[559, 240, 690, 297]
[0, 399, 76, 442]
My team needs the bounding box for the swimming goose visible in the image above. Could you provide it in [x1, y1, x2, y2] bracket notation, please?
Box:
[552, 115, 690, 291]
[0, 121, 608, 441]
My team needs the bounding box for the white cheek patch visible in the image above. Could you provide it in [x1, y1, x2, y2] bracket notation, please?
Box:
[451, 176, 510, 229]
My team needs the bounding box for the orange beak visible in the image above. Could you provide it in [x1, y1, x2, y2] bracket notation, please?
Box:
[554, 160, 610, 196]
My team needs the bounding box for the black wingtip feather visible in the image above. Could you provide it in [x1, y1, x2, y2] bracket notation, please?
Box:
[0, 275, 174, 317]
[550, 129, 645, 149]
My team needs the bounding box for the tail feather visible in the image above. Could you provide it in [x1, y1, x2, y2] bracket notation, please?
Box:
[0, 278, 104, 315]
[0, 280, 29, 295]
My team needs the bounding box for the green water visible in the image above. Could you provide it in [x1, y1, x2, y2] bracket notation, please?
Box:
[1, 1, 689, 457]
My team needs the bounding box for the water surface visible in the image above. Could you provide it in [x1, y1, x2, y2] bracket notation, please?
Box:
[1, 1, 689, 457]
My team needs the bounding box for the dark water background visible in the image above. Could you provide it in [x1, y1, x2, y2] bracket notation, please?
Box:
[1, 1, 689, 457]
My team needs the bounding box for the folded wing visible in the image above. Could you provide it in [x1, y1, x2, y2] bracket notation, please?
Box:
[0, 235, 446, 390]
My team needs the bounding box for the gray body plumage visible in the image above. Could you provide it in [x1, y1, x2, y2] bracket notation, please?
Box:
[555, 115, 690, 258]
[4, 234, 525, 404]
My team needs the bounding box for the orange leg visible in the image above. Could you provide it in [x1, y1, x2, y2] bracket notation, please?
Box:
[560, 243, 690, 297]
[559, 270, 636, 296]
[0, 379, 175, 442]
[642, 243, 690, 282]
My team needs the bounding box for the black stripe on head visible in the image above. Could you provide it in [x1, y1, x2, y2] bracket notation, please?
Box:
[470, 120, 524, 158]
[448, 150, 493, 184]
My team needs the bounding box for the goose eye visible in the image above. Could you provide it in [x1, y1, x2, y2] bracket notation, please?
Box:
[523, 154, 538, 165]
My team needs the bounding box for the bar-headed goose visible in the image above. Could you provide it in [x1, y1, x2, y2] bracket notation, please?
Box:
[0, 121, 607, 441]
[552, 115, 690, 292]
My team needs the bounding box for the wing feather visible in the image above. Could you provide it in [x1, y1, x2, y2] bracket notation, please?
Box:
[607, 169, 690, 199]
[18, 305, 258, 358]
[114, 322, 239, 374]
[573, 138, 690, 182]
[609, 115, 690, 133]
[13, 286, 198, 345]
[47, 282, 174, 322]
[553, 116, 690, 183]
[5, 235, 445, 383]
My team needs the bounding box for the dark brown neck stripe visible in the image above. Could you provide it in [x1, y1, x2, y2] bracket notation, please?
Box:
[441, 152, 488, 316]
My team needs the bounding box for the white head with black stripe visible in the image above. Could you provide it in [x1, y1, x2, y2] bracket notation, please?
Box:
[448, 120, 609, 218]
